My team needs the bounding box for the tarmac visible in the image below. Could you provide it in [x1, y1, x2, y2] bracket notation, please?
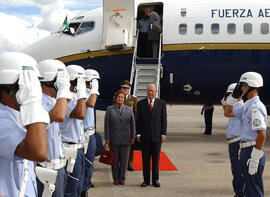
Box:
[88, 104, 270, 197]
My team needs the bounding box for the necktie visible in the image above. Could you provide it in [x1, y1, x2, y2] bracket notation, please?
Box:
[150, 99, 152, 112]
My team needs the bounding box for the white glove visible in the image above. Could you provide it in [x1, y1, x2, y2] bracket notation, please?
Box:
[90, 79, 100, 95]
[226, 95, 238, 106]
[75, 77, 87, 100]
[55, 71, 72, 100]
[247, 147, 264, 175]
[221, 98, 227, 106]
[16, 69, 50, 127]
[16, 69, 42, 105]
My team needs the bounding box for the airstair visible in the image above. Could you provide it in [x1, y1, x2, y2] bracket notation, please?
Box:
[130, 31, 163, 101]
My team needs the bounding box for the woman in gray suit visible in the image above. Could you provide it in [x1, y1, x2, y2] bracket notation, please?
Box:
[105, 90, 135, 185]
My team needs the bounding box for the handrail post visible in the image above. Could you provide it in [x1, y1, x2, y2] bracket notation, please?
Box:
[156, 33, 163, 98]
[129, 30, 139, 89]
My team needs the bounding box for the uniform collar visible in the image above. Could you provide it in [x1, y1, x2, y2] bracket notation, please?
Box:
[236, 100, 244, 105]
[246, 95, 259, 104]
[243, 96, 259, 108]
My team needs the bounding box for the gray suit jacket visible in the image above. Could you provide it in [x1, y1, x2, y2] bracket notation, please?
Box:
[105, 104, 135, 145]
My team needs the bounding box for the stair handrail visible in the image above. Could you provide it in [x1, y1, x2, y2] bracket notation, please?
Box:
[156, 32, 163, 98]
[130, 29, 139, 87]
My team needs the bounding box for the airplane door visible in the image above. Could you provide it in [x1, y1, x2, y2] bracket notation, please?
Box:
[102, 0, 134, 50]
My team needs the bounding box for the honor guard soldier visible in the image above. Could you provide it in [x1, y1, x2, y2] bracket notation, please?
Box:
[120, 80, 137, 171]
[81, 69, 100, 197]
[222, 83, 245, 197]
[59, 65, 87, 197]
[0, 52, 49, 197]
[225, 72, 267, 197]
[36, 59, 73, 197]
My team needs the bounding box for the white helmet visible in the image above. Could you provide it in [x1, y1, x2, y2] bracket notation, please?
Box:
[84, 69, 100, 82]
[226, 83, 237, 93]
[0, 52, 40, 84]
[239, 72, 263, 88]
[66, 65, 85, 81]
[38, 59, 67, 82]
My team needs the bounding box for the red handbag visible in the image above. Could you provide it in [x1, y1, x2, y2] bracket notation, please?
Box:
[99, 143, 114, 165]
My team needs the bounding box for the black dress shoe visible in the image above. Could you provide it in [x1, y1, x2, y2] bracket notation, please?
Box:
[203, 132, 211, 135]
[152, 181, 160, 187]
[141, 182, 150, 187]
[127, 167, 134, 171]
[80, 191, 88, 197]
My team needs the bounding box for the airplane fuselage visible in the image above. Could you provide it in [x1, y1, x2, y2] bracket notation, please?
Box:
[24, 0, 270, 110]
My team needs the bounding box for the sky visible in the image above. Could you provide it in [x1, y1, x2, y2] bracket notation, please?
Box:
[0, 0, 102, 52]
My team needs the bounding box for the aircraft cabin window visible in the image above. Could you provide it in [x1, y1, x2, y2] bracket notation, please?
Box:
[261, 23, 269, 35]
[76, 22, 95, 35]
[211, 23, 219, 34]
[243, 23, 252, 35]
[195, 24, 203, 34]
[227, 23, 236, 34]
[179, 24, 187, 35]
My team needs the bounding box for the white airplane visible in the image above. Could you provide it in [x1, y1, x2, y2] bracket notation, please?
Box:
[24, 0, 270, 110]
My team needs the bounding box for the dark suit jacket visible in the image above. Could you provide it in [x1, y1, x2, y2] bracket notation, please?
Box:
[150, 12, 162, 33]
[105, 104, 135, 145]
[136, 98, 167, 143]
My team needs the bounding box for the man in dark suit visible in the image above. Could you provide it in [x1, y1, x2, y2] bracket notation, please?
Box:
[136, 83, 167, 187]
[145, 8, 162, 58]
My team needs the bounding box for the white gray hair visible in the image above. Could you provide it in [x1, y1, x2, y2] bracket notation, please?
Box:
[147, 83, 156, 90]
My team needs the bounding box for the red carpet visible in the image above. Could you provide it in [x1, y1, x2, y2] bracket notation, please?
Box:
[133, 151, 177, 171]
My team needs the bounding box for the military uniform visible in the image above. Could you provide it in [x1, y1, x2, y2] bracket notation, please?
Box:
[233, 96, 267, 197]
[125, 94, 137, 119]
[124, 94, 138, 169]
[227, 72, 267, 197]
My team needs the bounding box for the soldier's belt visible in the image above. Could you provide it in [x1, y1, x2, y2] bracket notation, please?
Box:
[227, 136, 240, 144]
[63, 142, 84, 150]
[39, 159, 66, 170]
[240, 140, 256, 148]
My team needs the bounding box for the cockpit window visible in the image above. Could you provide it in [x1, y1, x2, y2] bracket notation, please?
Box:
[62, 22, 80, 36]
[61, 21, 95, 36]
[76, 22, 95, 35]
[76, 16, 84, 20]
